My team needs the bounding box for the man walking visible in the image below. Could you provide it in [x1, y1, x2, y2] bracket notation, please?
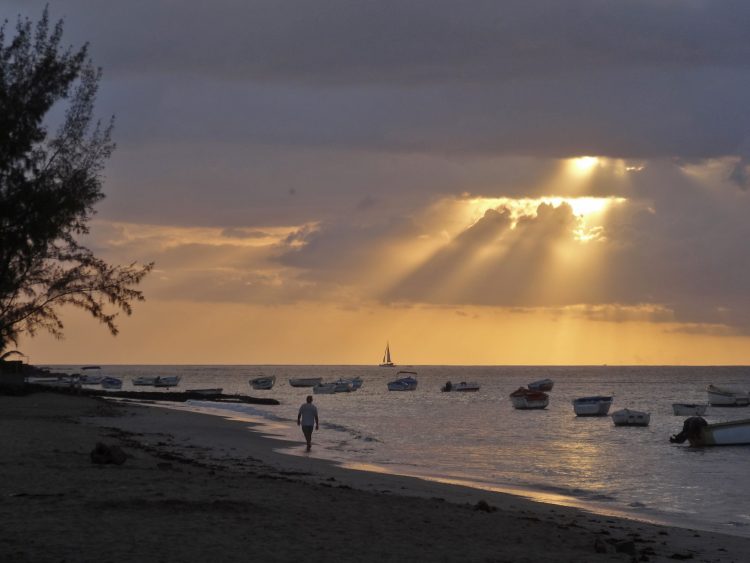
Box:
[297, 395, 319, 452]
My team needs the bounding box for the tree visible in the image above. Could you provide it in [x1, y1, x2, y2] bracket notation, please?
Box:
[0, 9, 153, 353]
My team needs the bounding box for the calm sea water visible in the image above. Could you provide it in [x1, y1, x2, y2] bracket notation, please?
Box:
[48, 364, 750, 536]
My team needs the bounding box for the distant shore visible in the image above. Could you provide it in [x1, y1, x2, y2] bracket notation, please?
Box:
[2, 390, 749, 562]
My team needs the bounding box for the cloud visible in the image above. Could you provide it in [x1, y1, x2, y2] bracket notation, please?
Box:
[6, 1, 750, 160]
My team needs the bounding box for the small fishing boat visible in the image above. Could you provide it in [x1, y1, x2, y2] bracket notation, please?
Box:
[442, 381, 480, 392]
[101, 377, 123, 390]
[250, 375, 276, 390]
[670, 416, 750, 446]
[387, 371, 418, 391]
[527, 378, 554, 392]
[79, 373, 104, 385]
[572, 396, 613, 417]
[75, 366, 103, 384]
[672, 403, 708, 416]
[312, 382, 337, 394]
[706, 385, 750, 407]
[379, 342, 395, 367]
[186, 388, 223, 396]
[29, 376, 76, 388]
[333, 381, 353, 393]
[154, 375, 181, 388]
[509, 387, 549, 409]
[133, 376, 159, 386]
[289, 377, 323, 388]
[611, 408, 650, 427]
[335, 376, 363, 390]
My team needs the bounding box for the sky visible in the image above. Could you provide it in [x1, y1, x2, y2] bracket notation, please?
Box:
[7, 0, 750, 365]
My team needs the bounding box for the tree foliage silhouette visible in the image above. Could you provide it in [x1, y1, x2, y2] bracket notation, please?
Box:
[0, 9, 153, 352]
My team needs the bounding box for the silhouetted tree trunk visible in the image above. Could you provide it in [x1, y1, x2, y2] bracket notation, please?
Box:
[0, 9, 153, 352]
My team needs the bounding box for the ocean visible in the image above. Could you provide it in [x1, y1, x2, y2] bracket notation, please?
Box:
[47, 364, 750, 537]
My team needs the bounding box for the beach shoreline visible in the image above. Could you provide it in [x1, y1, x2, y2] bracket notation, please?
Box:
[122, 397, 732, 538]
[2, 390, 749, 562]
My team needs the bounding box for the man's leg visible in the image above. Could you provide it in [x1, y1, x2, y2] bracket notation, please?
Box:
[302, 426, 313, 450]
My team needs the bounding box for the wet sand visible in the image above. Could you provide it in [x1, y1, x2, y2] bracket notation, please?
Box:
[1, 391, 749, 562]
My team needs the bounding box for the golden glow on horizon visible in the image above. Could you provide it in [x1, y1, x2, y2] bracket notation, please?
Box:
[20, 301, 750, 365]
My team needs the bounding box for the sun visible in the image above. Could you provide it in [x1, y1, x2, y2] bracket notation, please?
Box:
[570, 156, 600, 175]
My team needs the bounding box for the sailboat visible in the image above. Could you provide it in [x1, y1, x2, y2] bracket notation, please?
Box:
[379, 342, 395, 367]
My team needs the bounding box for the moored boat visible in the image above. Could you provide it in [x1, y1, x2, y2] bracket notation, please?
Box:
[670, 416, 750, 446]
[672, 403, 708, 416]
[312, 382, 337, 394]
[154, 375, 181, 388]
[572, 396, 613, 416]
[186, 388, 223, 396]
[250, 375, 276, 390]
[133, 376, 159, 386]
[336, 376, 363, 390]
[101, 377, 123, 390]
[527, 378, 554, 392]
[387, 371, 418, 391]
[442, 381, 480, 392]
[289, 377, 323, 388]
[706, 385, 750, 407]
[333, 381, 353, 393]
[611, 408, 650, 427]
[509, 387, 549, 409]
[28, 376, 76, 388]
[79, 373, 104, 385]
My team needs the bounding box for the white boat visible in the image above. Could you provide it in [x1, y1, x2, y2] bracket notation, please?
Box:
[706, 384, 750, 406]
[79, 366, 103, 384]
[672, 403, 708, 416]
[442, 381, 480, 392]
[29, 376, 76, 388]
[79, 373, 104, 385]
[186, 388, 223, 395]
[101, 377, 123, 390]
[312, 382, 337, 394]
[671, 416, 750, 446]
[379, 342, 395, 367]
[333, 381, 353, 393]
[250, 375, 276, 390]
[133, 376, 159, 386]
[572, 396, 613, 416]
[527, 378, 554, 392]
[509, 387, 549, 409]
[154, 376, 181, 388]
[289, 377, 323, 388]
[611, 408, 650, 427]
[387, 371, 418, 391]
[335, 376, 363, 390]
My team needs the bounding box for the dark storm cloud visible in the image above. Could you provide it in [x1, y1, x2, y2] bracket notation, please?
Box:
[5, 1, 750, 159]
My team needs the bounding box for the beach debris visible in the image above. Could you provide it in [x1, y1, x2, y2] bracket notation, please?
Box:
[90, 442, 127, 465]
[473, 500, 497, 513]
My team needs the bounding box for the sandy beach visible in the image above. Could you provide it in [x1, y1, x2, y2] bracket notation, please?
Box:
[2, 391, 749, 562]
